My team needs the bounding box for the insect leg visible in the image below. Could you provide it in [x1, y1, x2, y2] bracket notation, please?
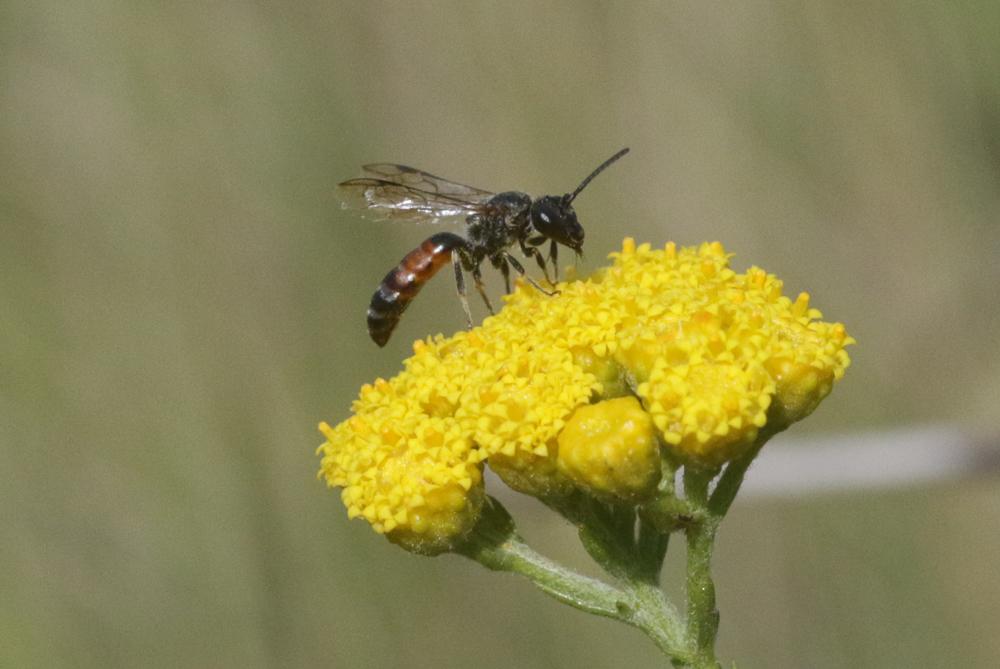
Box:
[452, 253, 474, 329]
[500, 260, 512, 294]
[519, 240, 554, 284]
[549, 240, 559, 281]
[503, 253, 559, 296]
[471, 263, 495, 314]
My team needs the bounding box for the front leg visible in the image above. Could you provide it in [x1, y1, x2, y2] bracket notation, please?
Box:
[519, 239, 554, 284]
[504, 253, 559, 296]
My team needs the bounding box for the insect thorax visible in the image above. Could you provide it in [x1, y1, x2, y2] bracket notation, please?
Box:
[466, 191, 533, 260]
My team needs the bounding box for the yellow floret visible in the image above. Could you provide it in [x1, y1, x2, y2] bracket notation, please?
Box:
[318, 238, 853, 546]
[386, 473, 486, 555]
[557, 397, 661, 502]
[317, 410, 485, 555]
[637, 361, 774, 467]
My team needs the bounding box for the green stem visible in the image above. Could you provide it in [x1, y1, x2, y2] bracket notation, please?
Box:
[684, 519, 721, 668]
[679, 427, 783, 667]
[460, 523, 626, 620]
[635, 516, 670, 583]
[457, 497, 692, 664]
[683, 470, 721, 669]
[627, 578, 693, 665]
[460, 417, 781, 668]
[709, 424, 783, 517]
[542, 492, 636, 581]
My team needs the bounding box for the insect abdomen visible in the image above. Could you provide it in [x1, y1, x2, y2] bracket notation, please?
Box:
[367, 232, 466, 347]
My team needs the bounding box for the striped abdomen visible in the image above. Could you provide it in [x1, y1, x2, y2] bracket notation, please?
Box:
[367, 232, 466, 347]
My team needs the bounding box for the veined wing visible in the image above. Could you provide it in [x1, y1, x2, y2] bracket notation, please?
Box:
[337, 178, 485, 223]
[362, 163, 494, 202]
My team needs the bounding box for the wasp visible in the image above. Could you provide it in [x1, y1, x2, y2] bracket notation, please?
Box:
[337, 147, 629, 346]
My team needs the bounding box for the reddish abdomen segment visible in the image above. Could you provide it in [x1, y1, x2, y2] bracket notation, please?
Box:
[367, 232, 466, 347]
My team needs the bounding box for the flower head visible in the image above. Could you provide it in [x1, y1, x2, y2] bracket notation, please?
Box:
[318, 239, 853, 549]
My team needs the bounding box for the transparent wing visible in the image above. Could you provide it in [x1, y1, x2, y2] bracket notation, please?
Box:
[361, 163, 494, 202]
[337, 178, 488, 223]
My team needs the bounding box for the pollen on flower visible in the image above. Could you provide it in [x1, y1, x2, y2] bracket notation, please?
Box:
[318, 238, 853, 546]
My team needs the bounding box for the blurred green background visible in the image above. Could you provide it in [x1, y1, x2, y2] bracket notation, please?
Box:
[3, 2, 999, 667]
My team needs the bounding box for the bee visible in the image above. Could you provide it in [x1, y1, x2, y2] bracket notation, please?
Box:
[337, 147, 629, 346]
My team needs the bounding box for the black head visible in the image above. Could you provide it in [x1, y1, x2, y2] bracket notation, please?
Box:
[530, 194, 583, 251]
[529, 147, 630, 253]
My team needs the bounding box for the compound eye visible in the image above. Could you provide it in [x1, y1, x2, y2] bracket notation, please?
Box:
[532, 198, 563, 236]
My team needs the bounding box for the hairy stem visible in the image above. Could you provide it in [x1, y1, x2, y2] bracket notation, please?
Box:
[683, 470, 721, 668]
[460, 422, 781, 667]
[461, 524, 627, 620]
[458, 497, 691, 664]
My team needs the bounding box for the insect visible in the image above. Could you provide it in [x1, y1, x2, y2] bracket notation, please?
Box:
[337, 147, 630, 346]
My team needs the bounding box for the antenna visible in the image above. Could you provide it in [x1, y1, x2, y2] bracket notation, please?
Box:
[566, 147, 630, 203]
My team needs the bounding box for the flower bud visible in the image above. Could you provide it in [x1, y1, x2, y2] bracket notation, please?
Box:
[557, 397, 661, 502]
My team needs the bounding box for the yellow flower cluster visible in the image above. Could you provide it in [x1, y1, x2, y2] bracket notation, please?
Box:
[318, 239, 853, 552]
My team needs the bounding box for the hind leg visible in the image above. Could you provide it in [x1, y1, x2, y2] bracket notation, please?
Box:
[452, 253, 474, 328]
